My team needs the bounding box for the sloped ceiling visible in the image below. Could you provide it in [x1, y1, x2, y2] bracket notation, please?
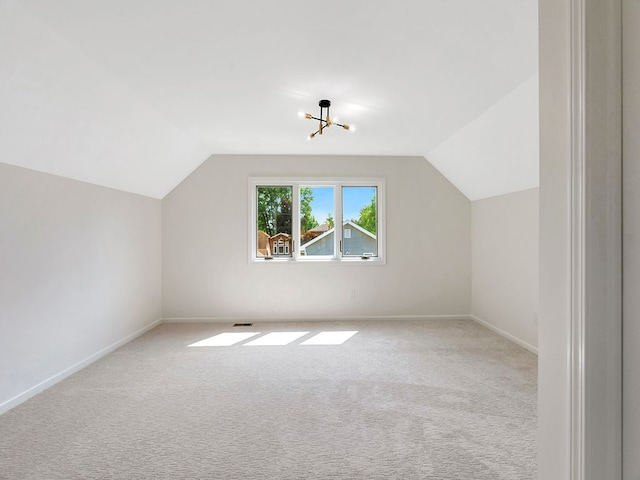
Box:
[0, 0, 538, 199]
[428, 75, 539, 201]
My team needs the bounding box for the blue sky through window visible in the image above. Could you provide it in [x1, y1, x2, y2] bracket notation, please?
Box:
[307, 187, 333, 225]
[343, 186, 376, 222]
[308, 186, 376, 224]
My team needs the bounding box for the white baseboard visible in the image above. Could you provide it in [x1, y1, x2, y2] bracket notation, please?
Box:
[469, 314, 538, 355]
[0, 318, 163, 416]
[162, 314, 471, 323]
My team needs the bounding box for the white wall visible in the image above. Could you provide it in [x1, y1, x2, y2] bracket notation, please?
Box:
[623, 0, 640, 476]
[162, 155, 471, 320]
[0, 163, 162, 413]
[471, 188, 539, 352]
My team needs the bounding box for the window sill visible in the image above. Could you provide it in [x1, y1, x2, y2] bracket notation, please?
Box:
[251, 256, 385, 265]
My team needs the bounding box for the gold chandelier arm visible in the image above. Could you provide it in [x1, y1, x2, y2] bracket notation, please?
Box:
[308, 122, 332, 140]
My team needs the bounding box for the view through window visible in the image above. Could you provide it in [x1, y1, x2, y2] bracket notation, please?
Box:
[299, 186, 334, 257]
[342, 186, 377, 257]
[256, 186, 292, 257]
[252, 179, 384, 262]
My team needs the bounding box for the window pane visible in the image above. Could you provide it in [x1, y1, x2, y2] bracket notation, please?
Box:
[256, 186, 292, 257]
[342, 186, 377, 257]
[299, 186, 335, 256]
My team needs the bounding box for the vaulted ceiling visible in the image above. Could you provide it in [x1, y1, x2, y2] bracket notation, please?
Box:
[0, 0, 538, 200]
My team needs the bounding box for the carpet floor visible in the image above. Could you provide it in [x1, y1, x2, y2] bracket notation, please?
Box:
[0, 319, 537, 479]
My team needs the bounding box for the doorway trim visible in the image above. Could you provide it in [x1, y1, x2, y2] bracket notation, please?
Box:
[540, 0, 622, 478]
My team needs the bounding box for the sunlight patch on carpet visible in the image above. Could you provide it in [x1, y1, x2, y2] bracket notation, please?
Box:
[188, 332, 261, 347]
[243, 332, 309, 346]
[188, 331, 359, 347]
[301, 331, 358, 345]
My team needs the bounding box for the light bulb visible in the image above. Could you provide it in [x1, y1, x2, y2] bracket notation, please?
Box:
[298, 111, 306, 119]
[307, 133, 316, 141]
[348, 124, 356, 132]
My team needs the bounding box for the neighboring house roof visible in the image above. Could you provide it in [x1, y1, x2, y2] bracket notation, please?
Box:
[270, 232, 291, 240]
[301, 223, 331, 243]
[300, 220, 376, 250]
[307, 224, 330, 233]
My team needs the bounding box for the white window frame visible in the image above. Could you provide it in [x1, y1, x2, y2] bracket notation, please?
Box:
[249, 177, 386, 264]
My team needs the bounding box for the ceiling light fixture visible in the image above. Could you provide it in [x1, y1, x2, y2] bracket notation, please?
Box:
[299, 99, 356, 140]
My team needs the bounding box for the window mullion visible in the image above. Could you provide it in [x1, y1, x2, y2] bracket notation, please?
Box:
[335, 184, 343, 259]
[292, 183, 301, 260]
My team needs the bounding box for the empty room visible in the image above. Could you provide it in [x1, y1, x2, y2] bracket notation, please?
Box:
[2, 0, 628, 479]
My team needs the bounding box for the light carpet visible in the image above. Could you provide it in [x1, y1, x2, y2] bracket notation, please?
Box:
[0, 319, 537, 479]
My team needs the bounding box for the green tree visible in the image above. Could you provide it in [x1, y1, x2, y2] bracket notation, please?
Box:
[299, 187, 318, 232]
[354, 196, 377, 234]
[325, 214, 334, 228]
[276, 197, 292, 234]
[257, 187, 292, 236]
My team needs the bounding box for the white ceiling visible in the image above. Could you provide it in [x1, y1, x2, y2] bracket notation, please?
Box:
[0, 0, 538, 199]
[428, 74, 539, 201]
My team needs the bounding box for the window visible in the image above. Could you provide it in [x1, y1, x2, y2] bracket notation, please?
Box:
[300, 185, 335, 257]
[342, 186, 377, 257]
[250, 178, 385, 263]
[256, 186, 292, 258]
